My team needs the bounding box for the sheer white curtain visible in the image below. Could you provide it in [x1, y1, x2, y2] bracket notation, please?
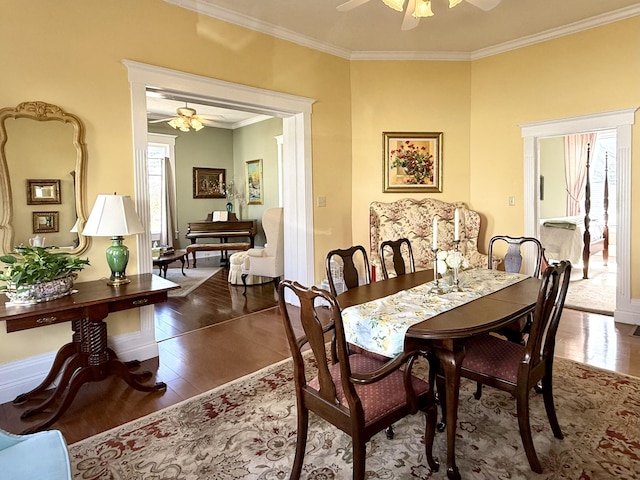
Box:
[564, 133, 597, 216]
[161, 157, 177, 247]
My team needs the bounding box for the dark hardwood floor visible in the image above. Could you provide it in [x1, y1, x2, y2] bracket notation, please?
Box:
[0, 265, 638, 445]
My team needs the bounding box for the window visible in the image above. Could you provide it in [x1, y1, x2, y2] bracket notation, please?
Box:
[147, 134, 176, 245]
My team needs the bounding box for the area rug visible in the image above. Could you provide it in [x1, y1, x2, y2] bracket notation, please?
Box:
[564, 259, 616, 315]
[68, 356, 640, 480]
[163, 266, 221, 297]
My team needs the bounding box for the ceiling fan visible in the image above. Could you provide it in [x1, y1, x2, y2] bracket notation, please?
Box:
[337, 0, 502, 31]
[149, 103, 223, 132]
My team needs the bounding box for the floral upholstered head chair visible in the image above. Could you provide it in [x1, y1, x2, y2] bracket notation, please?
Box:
[370, 198, 492, 276]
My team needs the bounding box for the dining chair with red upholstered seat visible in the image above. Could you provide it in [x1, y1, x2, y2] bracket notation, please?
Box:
[325, 245, 371, 297]
[488, 235, 545, 344]
[278, 280, 439, 480]
[444, 260, 571, 474]
[379, 238, 416, 279]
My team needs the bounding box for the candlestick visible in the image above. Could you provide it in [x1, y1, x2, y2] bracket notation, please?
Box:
[430, 247, 447, 295]
[454, 208, 459, 241]
[432, 217, 438, 250]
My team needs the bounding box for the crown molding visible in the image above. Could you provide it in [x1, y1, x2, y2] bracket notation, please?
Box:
[164, 1, 640, 62]
[471, 4, 640, 60]
[163, 0, 353, 59]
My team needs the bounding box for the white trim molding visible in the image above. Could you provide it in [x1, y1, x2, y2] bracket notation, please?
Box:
[124, 59, 316, 317]
[521, 108, 638, 325]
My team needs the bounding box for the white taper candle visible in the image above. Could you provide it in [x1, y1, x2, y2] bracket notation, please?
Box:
[454, 208, 459, 241]
[432, 217, 438, 250]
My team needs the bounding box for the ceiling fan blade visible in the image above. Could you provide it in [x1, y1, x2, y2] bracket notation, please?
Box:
[336, 0, 371, 12]
[148, 117, 173, 124]
[401, 0, 419, 31]
[465, 0, 501, 11]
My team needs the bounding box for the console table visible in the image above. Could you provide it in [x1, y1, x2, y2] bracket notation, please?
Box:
[0, 274, 179, 433]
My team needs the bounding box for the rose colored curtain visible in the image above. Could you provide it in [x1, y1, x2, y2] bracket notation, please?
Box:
[564, 133, 597, 216]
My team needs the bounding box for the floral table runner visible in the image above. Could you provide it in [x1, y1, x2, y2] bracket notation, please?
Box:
[342, 269, 528, 357]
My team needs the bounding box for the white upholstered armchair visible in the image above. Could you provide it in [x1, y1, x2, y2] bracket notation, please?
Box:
[241, 207, 284, 295]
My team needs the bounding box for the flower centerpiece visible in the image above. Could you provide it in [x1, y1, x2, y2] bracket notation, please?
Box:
[390, 141, 434, 185]
[436, 250, 469, 289]
[436, 250, 469, 274]
[0, 245, 90, 304]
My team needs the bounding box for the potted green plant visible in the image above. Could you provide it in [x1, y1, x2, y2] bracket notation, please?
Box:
[0, 245, 90, 304]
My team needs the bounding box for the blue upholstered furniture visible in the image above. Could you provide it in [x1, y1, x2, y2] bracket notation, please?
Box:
[0, 429, 71, 479]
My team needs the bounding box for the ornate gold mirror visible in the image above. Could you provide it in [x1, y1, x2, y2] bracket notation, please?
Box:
[0, 101, 89, 255]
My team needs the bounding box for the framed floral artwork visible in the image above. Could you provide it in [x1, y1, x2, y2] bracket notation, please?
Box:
[383, 132, 443, 193]
[245, 159, 263, 205]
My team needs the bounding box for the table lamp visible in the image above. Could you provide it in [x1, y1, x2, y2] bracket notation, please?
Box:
[83, 194, 145, 286]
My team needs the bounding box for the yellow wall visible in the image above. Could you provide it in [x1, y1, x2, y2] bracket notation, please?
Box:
[1, 1, 638, 365]
[350, 60, 472, 251]
[0, 0, 352, 363]
[469, 18, 639, 289]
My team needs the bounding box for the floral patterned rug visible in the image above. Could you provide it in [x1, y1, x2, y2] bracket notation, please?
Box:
[69, 355, 640, 480]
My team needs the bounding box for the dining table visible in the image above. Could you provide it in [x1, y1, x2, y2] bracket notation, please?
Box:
[337, 268, 541, 480]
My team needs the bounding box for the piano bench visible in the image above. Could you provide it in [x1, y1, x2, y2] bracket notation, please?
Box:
[186, 242, 251, 268]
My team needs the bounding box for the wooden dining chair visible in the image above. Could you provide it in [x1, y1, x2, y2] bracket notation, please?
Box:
[325, 245, 371, 296]
[452, 261, 571, 474]
[488, 235, 544, 277]
[278, 280, 439, 480]
[489, 235, 545, 344]
[379, 238, 416, 279]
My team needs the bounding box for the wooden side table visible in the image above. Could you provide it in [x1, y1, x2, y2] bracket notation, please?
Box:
[153, 249, 187, 278]
[0, 274, 179, 433]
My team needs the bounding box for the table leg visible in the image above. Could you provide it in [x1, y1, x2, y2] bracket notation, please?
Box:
[161, 264, 168, 278]
[19, 316, 165, 433]
[179, 255, 186, 275]
[435, 346, 465, 480]
[13, 318, 84, 405]
[20, 353, 84, 419]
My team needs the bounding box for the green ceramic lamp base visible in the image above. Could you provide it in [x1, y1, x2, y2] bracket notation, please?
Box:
[106, 236, 130, 286]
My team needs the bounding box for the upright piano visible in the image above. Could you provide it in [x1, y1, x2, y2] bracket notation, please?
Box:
[185, 213, 258, 266]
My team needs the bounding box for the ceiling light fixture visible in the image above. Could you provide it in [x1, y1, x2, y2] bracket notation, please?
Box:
[381, 0, 465, 19]
[167, 105, 204, 132]
[412, 0, 434, 17]
[382, 0, 405, 11]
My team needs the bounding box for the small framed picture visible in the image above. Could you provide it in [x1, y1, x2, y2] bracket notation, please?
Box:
[193, 167, 226, 199]
[383, 132, 443, 193]
[33, 211, 59, 233]
[245, 159, 263, 205]
[27, 179, 61, 205]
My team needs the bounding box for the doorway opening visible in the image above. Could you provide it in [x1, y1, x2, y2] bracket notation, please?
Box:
[521, 108, 636, 323]
[124, 60, 316, 347]
[539, 130, 617, 315]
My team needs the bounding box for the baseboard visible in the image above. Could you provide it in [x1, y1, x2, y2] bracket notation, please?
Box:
[0, 331, 159, 405]
[614, 299, 640, 326]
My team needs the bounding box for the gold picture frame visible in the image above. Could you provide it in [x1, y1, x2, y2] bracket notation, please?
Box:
[27, 179, 61, 205]
[193, 167, 226, 199]
[245, 159, 263, 205]
[33, 211, 59, 233]
[383, 132, 443, 193]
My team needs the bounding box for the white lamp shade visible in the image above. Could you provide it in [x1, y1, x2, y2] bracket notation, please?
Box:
[83, 195, 145, 237]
